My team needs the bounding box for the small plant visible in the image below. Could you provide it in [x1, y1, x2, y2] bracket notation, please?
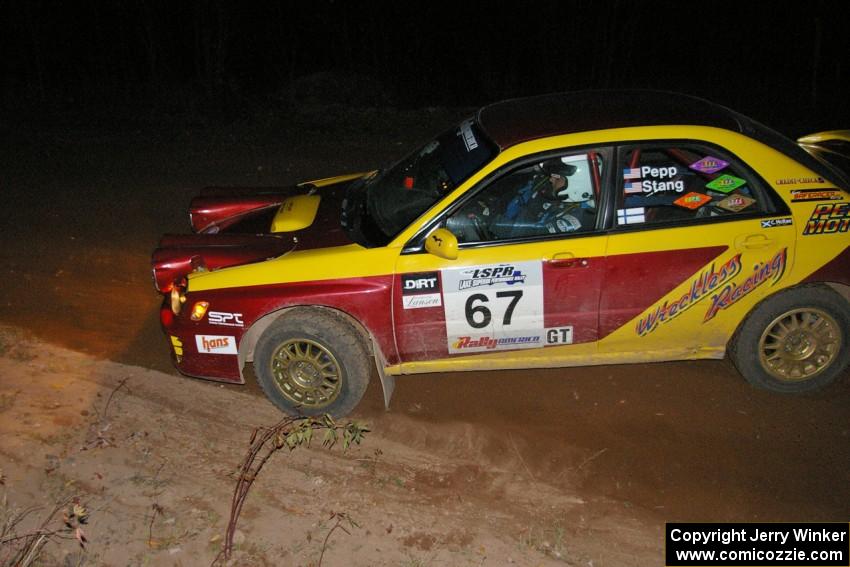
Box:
[212, 414, 368, 564]
[0, 490, 90, 567]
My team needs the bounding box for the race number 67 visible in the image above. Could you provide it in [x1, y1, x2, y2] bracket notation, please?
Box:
[465, 290, 523, 328]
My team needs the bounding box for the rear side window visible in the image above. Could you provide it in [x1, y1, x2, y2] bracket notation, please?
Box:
[615, 144, 768, 228]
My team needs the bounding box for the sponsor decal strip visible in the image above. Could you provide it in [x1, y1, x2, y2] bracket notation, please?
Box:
[703, 248, 787, 321]
[636, 255, 742, 336]
[790, 188, 844, 202]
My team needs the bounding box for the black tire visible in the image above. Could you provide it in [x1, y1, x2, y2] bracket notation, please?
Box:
[254, 309, 371, 417]
[729, 285, 850, 393]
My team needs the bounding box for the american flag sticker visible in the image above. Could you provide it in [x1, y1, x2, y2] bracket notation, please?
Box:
[624, 181, 644, 194]
[617, 207, 646, 225]
[623, 167, 641, 180]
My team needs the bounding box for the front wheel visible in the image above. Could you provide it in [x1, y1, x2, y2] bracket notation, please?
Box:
[729, 286, 850, 393]
[254, 309, 371, 417]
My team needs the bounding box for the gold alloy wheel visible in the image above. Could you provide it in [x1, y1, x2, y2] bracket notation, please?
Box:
[758, 307, 841, 382]
[270, 339, 342, 408]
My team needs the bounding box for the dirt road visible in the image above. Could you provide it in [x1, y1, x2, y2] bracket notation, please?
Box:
[1, 109, 848, 565]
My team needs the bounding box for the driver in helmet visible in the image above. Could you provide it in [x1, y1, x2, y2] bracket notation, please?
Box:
[498, 158, 594, 238]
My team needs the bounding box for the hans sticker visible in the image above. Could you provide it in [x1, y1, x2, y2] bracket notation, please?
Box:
[802, 203, 850, 235]
[703, 249, 787, 321]
[195, 335, 237, 355]
[761, 218, 793, 228]
[790, 189, 844, 202]
[636, 255, 742, 336]
[689, 156, 729, 174]
[401, 272, 442, 309]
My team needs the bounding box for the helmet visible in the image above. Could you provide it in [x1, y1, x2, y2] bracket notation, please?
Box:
[555, 155, 594, 203]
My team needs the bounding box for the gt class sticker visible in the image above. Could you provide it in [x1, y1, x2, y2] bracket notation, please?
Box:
[401, 272, 442, 309]
[195, 335, 238, 354]
[442, 261, 543, 354]
[673, 192, 712, 210]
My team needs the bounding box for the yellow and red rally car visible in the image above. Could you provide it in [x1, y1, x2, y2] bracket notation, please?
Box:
[152, 90, 850, 417]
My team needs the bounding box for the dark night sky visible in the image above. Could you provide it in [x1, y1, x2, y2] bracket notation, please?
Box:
[2, 1, 849, 135]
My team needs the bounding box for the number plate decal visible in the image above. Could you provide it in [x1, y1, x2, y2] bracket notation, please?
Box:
[441, 261, 544, 353]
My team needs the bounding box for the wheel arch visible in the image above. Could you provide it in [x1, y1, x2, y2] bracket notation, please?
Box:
[727, 281, 850, 351]
[237, 304, 396, 407]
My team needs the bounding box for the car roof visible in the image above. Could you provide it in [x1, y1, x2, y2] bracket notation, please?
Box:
[476, 90, 745, 149]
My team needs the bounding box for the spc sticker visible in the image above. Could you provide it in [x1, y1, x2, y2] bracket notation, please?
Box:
[401, 272, 442, 309]
[689, 156, 729, 174]
[706, 175, 746, 193]
[441, 262, 543, 354]
[673, 192, 712, 210]
[716, 195, 755, 212]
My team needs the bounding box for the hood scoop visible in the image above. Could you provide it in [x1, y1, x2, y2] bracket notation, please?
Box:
[271, 194, 321, 233]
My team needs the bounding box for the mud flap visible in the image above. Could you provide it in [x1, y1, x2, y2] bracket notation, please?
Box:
[371, 336, 395, 409]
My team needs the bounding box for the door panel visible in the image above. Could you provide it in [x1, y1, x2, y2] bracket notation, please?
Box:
[393, 235, 607, 363]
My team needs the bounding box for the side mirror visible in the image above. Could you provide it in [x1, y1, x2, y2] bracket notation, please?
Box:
[424, 228, 459, 260]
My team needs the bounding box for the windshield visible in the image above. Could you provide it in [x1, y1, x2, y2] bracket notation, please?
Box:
[364, 119, 498, 241]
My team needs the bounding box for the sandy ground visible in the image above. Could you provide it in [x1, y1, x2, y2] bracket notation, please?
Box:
[0, 108, 848, 565]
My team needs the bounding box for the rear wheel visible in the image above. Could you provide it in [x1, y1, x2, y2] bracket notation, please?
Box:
[254, 309, 371, 417]
[730, 286, 850, 393]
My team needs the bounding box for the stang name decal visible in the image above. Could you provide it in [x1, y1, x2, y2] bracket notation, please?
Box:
[703, 248, 787, 321]
[622, 165, 685, 195]
[802, 203, 850, 235]
[636, 255, 742, 336]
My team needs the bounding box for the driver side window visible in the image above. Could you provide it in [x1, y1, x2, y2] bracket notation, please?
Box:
[446, 152, 604, 244]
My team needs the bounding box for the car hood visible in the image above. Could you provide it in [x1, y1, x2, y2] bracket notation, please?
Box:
[151, 175, 361, 292]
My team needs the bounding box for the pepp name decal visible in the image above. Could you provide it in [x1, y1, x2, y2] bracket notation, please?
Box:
[636, 255, 742, 336]
[703, 248, 787, 321]
[802, 203, 850, 235]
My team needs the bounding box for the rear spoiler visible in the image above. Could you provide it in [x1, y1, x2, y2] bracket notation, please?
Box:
[797, 131, 850, 185]
[797, 130, 850, 145]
